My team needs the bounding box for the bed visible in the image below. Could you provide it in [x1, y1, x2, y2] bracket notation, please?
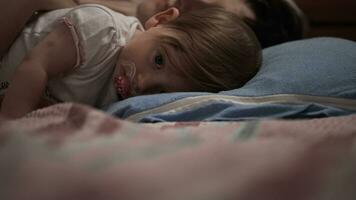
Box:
[1, 37, 356, 199]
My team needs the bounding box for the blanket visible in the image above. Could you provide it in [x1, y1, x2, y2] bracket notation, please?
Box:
[1, 103, 356, 200]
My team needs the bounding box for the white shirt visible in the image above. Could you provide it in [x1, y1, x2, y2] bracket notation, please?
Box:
[0, 4, 143, 108]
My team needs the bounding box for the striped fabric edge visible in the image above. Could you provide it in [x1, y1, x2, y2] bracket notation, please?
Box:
[126, 94, 356, 122]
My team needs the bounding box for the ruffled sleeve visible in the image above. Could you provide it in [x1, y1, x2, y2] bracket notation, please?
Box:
[60, 5, 119, 70]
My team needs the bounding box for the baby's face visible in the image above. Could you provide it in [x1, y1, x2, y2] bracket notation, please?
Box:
[136, 0, 255, 23]
[113, 27, 195, 100]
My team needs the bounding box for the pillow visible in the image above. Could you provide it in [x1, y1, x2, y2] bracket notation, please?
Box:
[224, 37, 356, 98]
[106, 37, 356, 122]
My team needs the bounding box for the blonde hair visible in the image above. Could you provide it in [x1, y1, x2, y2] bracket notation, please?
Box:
[160, 7, 262, 92]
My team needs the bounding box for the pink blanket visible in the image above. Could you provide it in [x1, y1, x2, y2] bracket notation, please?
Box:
[1, 103, 356, 200]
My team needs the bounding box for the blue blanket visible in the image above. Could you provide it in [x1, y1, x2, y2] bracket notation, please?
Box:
[106, 37, 356, 122]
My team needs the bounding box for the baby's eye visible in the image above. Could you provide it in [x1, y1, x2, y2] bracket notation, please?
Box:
[154, 54, 164, 67]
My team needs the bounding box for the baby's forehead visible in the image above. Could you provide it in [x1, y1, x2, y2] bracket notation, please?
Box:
[160, 41, 188, 72]
[155, 27, 190, 51]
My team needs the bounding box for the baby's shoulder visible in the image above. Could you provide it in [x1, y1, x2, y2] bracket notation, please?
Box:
[67, 4, 140, 32]
[66, 4, 117, 23]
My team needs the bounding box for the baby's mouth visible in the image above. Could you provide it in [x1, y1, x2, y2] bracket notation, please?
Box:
[114, 61, 136, 100]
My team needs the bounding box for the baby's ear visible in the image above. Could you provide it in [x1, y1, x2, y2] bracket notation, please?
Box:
[145, 7, 180, 29]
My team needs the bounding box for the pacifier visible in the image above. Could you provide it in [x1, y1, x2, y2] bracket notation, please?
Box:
[114, 61, 137, 99]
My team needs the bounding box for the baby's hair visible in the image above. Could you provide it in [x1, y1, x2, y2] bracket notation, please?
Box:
[159, 7, 262, 92]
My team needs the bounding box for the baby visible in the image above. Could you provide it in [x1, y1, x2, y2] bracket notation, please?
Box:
[0, 4, 261, 118]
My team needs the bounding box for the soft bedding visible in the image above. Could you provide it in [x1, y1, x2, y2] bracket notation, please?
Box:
[1, 103, 356, 200]
[1, 37, 356, 200]
[107, 37, 356, 122]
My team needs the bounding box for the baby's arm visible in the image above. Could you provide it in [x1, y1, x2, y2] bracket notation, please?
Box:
[0, 23, 76, 119]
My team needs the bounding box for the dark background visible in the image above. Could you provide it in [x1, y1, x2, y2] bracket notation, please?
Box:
[295, 0, 356, 41]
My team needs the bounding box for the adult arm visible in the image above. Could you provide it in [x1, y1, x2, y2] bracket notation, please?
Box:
[0, 23, 76, 119]
[0, 1, 36, 57]
[0, 0, 76, 58]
